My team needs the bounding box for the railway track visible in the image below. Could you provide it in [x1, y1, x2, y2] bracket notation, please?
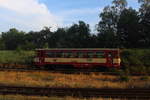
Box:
[0, 64, 117, 74]
[0, 64, 149, 76]
[0, 85, 149, 99]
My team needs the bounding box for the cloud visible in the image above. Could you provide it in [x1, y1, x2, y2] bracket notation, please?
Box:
[59, 7, 102, 17]
[0, 0, 61, 32]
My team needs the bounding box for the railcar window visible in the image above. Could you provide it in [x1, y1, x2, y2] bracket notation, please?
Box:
[62, 52, 65, 58]
[62, 52, 72, 58]
[55, 52, 62, 58]
[87, 52, 93, 58]
[96, 52, 105, 58]
[73, 52, 78, 58]
[70, 52, 75, 58]
[46, 52, 55, 58]
[78, 52, 84, 58]
[71, 52, 76, 58]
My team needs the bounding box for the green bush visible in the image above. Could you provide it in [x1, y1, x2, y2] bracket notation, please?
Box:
[0, 50, 35, 65]
[121, 49, 143, 67]
[121, 49, 150, 73]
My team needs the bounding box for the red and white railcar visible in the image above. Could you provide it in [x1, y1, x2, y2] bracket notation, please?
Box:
[34, 48, 121, 68]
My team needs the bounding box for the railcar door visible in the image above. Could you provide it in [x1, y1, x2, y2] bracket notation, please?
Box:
[38, 50, 44, 64]
[107, 52, 113, 67]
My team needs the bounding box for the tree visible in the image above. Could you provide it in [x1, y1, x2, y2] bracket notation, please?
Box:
[66, 21, 91, 48]
[48, 28, 67, 48]
[26, 27, 53, 49]
[97, 0, 127, 48]
[117, 8, 140, 48]
[138, 0, 150, 15]
[0, 37, 5, 50]
[2, 28, 25, 50]
[138, 0, 150, 47]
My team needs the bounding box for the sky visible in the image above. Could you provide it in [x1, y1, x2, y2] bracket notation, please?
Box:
[0, 0, 140, 33]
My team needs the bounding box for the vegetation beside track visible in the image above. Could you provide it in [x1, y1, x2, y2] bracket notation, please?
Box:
[0, 71, 149, 89]
[121, 49, 150, 73]
[0, 50, 34, 65]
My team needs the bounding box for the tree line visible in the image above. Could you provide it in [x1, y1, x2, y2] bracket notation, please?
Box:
[0, 0, 149, 50]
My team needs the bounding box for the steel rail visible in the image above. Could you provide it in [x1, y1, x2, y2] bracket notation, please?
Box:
[0, 86, 149, 99]
[0, 64, 149, 76]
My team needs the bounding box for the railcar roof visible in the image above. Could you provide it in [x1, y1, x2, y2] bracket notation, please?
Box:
[36, 48, 119, 51]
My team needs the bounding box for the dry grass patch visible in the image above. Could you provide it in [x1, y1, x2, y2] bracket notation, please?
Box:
[0, 71, 149, 88]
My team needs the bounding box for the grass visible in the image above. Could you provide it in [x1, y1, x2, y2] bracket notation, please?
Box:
[0, 71, 149, 88]
[0, 50, 34, 64]
[0, 95, 130, 100]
